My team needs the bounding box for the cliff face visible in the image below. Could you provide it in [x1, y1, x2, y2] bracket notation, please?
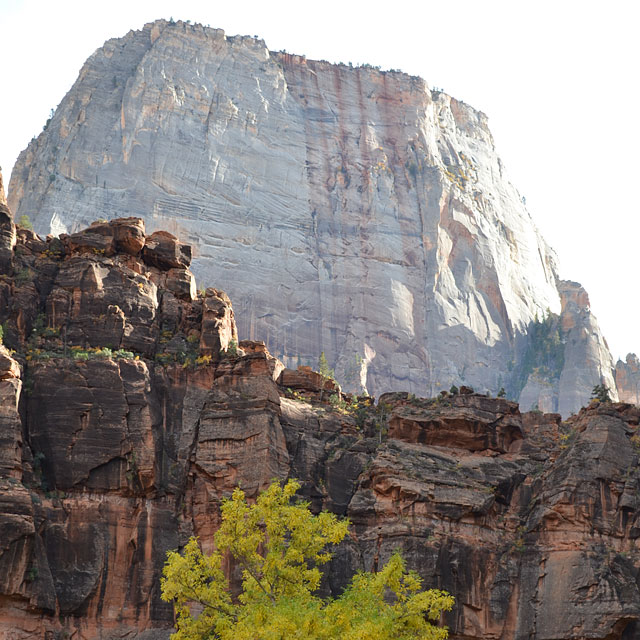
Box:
[0, 167, 7, 206]
[0, 169, 16, 273]
[7, 21, 616, 413]
[616, 354, 640, 405]
[1, 217, 639, 640]
[0, 216, 274, 639]
[517, 281, 618, 415]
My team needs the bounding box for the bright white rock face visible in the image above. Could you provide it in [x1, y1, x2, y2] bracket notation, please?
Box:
[8, 20, 617, 412]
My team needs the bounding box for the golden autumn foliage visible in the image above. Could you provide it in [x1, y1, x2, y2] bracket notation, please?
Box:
[161, 480, 454, 639]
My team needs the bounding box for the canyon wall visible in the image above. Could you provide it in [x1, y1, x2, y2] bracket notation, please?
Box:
[0, 216, 639, 640]
[0, 167, 7, 206]
[7, 21, 618, 413]
[617, 354, 640, 405]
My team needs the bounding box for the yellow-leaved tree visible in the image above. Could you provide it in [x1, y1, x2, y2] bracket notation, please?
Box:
[161, 480, 454, 639]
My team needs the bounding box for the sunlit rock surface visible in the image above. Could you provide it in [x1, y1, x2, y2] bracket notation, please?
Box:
[8, 20, 617, 413]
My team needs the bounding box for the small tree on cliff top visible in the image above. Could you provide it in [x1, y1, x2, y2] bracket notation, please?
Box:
[317, 351, 335, 381]
[161, 480, 454, 639]
[591, 384, 611, 403]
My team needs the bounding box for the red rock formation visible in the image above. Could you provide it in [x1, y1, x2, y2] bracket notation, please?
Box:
[385, 391, 523, 453]
[62, 217, 146, 257]
[0, 218, 639, 639]
[0, 217, 248, 638]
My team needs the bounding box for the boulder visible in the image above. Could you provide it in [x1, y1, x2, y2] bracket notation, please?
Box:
[143, 230, 191, 270]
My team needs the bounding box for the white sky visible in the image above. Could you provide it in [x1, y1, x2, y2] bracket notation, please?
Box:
[1, 0, 638, 360]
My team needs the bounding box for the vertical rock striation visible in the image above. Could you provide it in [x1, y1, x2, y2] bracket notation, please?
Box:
[616, 353, 640, 405]
[0, 218, 638, 639]
[0, 168, 16, 273]
[8, 20, 619, 413]
[0, 217, 281, 638]
[517, 281, 619, 414]
[0, 167, 7, 206]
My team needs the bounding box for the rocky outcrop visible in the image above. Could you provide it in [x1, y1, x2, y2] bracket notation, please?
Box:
[0, 218, 639, 639]
[556, 281, 618, 413]
[0, 167, 7, 206]
[6, 20, 618, 413]
[616, 353, 640, 405]
[385, 391, 523, 452]
[516, 281, 619, 414]
[0, 168, 15, 273]
[0, 217, 245, 638]
[346, 395, 640, 639]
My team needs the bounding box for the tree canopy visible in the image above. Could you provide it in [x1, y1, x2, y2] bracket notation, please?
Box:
[317, 351, 335, 381]
[161, 480, 454, 639]
[591, 383, 611, 403]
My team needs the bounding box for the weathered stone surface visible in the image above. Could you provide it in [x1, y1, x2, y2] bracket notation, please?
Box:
[0, 221, 265, 638]
[386, 391, 523, 453]
[239, 339, 285, 380]
[0, 168, 15, 273]
[345, 400, 640, 639]
[0, 217, 233, 365]
[143, 230, 191, 270]
[164, 267, 197, 301]
[62, 217, 145, 257]
[6, 20, 619, 414]
[1, 226, 638, 638]
[514, 280, 619, 415]
[199, 288, 238, 357]
[278, 364, 340, 401]
[0, 167, 6, 207]
[0, 347, 22, 479]
[192, 353, 289, 503]
[0, 344, 20, 381]
[555, 281, 619, 414]
[27, 358, 154, 491]
[0, 339, 25, 622]
[616, 353, 640, 405]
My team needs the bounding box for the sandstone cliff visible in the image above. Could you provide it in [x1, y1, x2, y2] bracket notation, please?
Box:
[0, 217, 639, 640]
[0, 167, 7, 206]
[7, 20, 617, 413]
[0, 168, 16, 274]
[517, 281, 618, 415]
[616, 354, 640, 405]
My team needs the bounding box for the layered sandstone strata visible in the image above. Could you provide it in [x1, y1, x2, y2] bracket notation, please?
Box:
[7, 22, 620, 413]
[0, 217, 639, 639]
